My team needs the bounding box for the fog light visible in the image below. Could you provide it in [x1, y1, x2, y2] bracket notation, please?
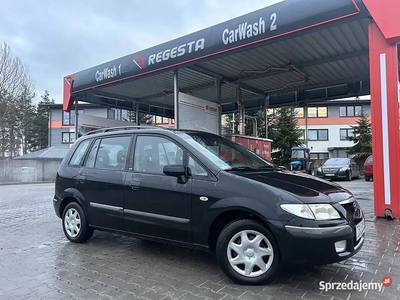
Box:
[334, 240, 347, 253]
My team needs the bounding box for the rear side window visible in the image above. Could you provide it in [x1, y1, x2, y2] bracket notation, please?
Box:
[366, 155, 373, 163]
[69, 139, 92, 167]
[85, 136, 131, 170]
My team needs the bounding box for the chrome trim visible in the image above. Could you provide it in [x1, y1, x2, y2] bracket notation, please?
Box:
[53, 198, 58, 202]
[338, 198, 356, 205]
[285, 225, 352, 238]
[124, 209, 190, 224]
[90, 202, 123, 213]
[355, 235, 365, 250]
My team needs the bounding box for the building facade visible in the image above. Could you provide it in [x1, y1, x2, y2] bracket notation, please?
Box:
[48, 104, 128, 147]
[268, 98, 371, 165]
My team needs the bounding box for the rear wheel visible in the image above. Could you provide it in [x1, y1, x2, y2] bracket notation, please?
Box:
[216, 219, 281, 285]
[62, 202, 94, 243]
[365, 176, 371, 182]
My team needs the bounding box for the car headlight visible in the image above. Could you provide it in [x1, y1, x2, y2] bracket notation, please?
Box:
[309, 204, 341, 220]
[339, 167, 348, 172]
[280, 204, 315, 219]
[280, 204, 341, 220]
[317, 167, 322, 172]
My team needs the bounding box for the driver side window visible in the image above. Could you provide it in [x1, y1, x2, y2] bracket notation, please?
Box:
[133, 135, 183, 174]
[188, 155, 208, 177]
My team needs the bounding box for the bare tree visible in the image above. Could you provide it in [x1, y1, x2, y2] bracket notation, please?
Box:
[0, 42, 35, 158]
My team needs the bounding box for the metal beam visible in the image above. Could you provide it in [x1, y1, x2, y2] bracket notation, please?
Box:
[174, 69, 179, 129]
[216, 78, 222, 135]
[229, 50, 369, 83]
[189, 65, 267, 96]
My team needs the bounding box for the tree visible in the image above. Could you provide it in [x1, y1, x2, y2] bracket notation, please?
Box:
[31, 91, 55, 150]
[0, 42, 35, 158]
[126, 110, 153, 124]
[346, 109, 372, 160]
[268, 106, 303, 166]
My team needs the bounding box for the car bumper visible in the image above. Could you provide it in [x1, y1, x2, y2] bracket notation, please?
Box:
[269, 219, 365, 266]
[53, 195, 62, 218]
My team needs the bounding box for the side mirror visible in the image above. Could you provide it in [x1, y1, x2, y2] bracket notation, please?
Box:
[163, 165, 189, 183]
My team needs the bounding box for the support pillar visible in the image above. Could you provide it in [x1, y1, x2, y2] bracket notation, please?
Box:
[174, 69, 179, 129]
[236, 85, 245, 135]
[264, 97, 269, 139]
[369, 22, 400, 218]
[216, 79, 222, 135]
[136, 102, 140, 125]
[74, 100, 79, 141]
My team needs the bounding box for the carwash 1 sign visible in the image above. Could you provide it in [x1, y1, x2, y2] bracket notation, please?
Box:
[71, 0, 361, 93]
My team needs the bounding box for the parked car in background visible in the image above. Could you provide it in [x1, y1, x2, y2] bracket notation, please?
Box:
[363, 155, 373, 181]
[317, 158, 360, 181]
[53, 126, 365, 285]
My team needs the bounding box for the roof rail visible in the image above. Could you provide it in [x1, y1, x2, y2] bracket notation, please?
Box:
[86, 125, 162, 135]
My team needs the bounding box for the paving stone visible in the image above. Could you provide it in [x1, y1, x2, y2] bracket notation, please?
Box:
[0, 180, 399, 300]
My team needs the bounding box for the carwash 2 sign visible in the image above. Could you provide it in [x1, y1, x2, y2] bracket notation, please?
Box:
[70, 0, 360, 92]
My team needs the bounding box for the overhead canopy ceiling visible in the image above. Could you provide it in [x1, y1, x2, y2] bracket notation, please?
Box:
[64, 0, 399, 117]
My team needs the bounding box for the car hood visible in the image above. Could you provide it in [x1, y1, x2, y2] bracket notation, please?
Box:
[321, 164, 347, 169]
[233, 170, 353, 204]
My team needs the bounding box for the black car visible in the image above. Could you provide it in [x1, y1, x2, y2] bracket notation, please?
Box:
[53, 126, 365, 285]
[317, 158, 360, 181]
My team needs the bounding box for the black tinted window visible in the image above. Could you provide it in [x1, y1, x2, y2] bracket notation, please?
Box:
[69, 139, 92, 167]
[133, 136, 183, 174]
[85, 136, 131, 170]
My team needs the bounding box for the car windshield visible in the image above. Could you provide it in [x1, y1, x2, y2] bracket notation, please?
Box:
[324, 158, 349, 166]
[182, 132, 274, 170]
[291, 149, 306, 158]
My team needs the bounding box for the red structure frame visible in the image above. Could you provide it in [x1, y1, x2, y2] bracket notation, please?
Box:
[363, 0, 400, 217]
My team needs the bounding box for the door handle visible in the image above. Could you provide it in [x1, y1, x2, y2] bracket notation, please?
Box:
[129, 181, 141, 190]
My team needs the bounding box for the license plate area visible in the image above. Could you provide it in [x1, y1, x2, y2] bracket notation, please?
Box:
[355, 219, 365, 241]
[325, 173, 335, 177]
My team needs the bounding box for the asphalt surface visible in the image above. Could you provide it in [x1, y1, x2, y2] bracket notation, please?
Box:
[0, 179, 399, 300]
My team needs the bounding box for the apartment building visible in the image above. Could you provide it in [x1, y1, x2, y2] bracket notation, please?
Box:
[269, 98, 371, 163]
[48, 104, 128, 147]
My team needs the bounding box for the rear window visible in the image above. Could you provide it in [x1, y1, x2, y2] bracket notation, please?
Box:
[365, 155, 373, 163]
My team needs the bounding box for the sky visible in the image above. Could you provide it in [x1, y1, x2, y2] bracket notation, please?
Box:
[0, 0, 283, 104]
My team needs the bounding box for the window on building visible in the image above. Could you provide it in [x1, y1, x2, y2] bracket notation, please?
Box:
[162, 117, 169, 124]
[307, 107, 328, 118]
[339, 105, 362, 117]
[299, 129, 305, 141]
[307, 129, 328, 141]
[62, 132, 76, 144]
[63, 110, 83, 125]
[294, 108, 304, 118]
[340, 128, 355, 140]
[310, 153, 329, 160]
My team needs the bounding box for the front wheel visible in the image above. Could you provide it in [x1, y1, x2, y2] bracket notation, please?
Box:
[216, 219, 281, 285]
[62, 202, 94, 243]
[347, 170, 352, 181]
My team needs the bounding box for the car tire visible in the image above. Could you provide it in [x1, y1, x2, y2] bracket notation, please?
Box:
[216, 219, 281, 285]
[62, 202, 94, 243]
[365, 176, 371, 182]
[347, 171, 352, 181]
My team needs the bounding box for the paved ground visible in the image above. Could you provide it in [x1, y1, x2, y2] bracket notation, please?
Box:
[0, 180, 399, 300]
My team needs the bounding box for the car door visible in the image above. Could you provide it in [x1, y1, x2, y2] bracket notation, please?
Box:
[123, 134, 192, 243]
[350, 159, 358, 177]
[77, 134, 132, 231]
